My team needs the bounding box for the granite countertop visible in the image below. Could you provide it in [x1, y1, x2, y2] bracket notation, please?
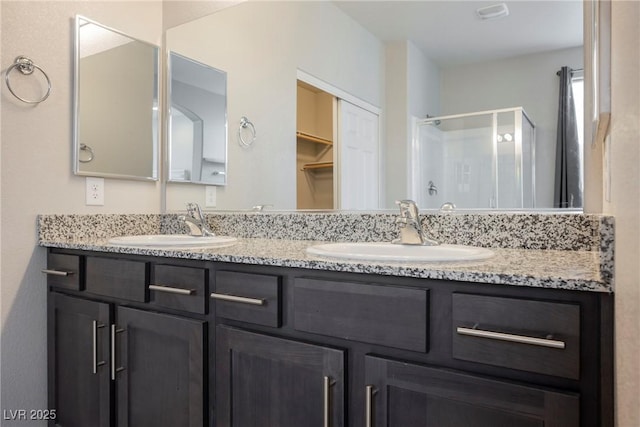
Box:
[40, 236, 610, 293]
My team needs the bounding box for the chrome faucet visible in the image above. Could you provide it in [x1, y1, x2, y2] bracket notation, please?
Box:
[179, 203, 214, 237]
[392, 200, 439, 246]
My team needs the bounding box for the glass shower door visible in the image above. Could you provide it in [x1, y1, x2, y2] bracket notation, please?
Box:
[417, 113, 495, 209]
[413, 107, 535, 210]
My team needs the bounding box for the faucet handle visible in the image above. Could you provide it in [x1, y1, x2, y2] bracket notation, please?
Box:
[186, 202, 196, 216]
[186, 202, 205, 220]
[395, 199, 420, 218]
[183, 202, 214, 237]
[393, 199, 439, 246]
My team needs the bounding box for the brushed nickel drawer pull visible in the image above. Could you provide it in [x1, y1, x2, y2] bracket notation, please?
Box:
[92, 321, 106, 374]
[41, 269, 74, 276]
[210, 292, 265, 306]
[111, 325, 126, 380]
[323, 376, 332, 427]
[456, 326, 566, 349]
[365, 385, 375, 427]
[149, 284, 195, 295]
[111, 325, 116, 380]
[93, 320, 98, 374]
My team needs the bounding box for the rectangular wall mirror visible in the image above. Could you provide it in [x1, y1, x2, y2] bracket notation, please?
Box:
[165, 1, 588, 211]
[167, 52, 228, 185]
[73, 15, 159, 181]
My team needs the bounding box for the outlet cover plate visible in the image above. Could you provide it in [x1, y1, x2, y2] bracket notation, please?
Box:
[86, 177, 105, 206]
[205, 186, 217, 208]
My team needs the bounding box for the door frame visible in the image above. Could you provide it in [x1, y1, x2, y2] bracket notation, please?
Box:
[296, 69, 382, 209]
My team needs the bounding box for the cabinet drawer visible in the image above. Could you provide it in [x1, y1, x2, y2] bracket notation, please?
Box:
[149, 264, 207, 314]
[294, 278, 429, 352]
[85, 257, 147, 302]
[212, 271, 281, 327]
[452, 293, 580, 379]
[44, 253, 81, 290]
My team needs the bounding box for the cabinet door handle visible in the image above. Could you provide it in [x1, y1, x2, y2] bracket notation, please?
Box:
[111, 325, 116, 380]
[210, 292, 265, 306]
[456, 326, 566, 349]
[365, 385, 375, 427]
[92, 321, 106, 374]
[41, 269, 74, 276]
[111, 325, 126, 380]
[149, 284, 195, 295]
[323, 376, 332, 427]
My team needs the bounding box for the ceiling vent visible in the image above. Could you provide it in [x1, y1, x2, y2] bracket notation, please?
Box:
[476, 3, 510, 20]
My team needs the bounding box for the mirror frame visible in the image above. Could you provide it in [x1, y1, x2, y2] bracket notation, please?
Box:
[73, 15, 160, 181]
[583, 0, 610, 212]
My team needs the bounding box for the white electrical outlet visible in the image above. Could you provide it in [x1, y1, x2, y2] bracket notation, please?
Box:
[86, 177, 105, 206]
[205, 186, 217, 208]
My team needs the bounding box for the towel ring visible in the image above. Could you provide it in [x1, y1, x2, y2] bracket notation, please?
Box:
[238, 116, 256, 147]
[79, 143, 94, 163]
[5, 56, 51, 104]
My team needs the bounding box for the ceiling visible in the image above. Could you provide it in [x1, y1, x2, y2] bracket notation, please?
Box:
[332, 1, 583, 67]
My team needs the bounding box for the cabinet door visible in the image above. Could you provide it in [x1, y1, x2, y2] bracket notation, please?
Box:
[48, 293, 111, 427]
[364, 356, 579, 427]
[216, 326, 345, 427]
[114, 307, 205, 427]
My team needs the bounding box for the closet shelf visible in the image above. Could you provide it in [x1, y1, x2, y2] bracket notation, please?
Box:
[301, 161, 334, 171]
[296, 131, 333, 146]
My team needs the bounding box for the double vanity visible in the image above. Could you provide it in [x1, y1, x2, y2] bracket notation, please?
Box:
[39, 210, 614, 427]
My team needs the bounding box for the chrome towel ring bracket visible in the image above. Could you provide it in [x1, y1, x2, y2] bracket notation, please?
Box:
[238, 116, 256, 147]
[4, 56, 52, 104]
[79, 143, 95, 163]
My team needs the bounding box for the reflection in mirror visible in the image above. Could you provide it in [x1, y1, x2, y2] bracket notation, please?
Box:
[168, 52, 228, 185]
[413, 107, 536, 210]
[74, 16, 159, 180]
[165, 1, 585, 211]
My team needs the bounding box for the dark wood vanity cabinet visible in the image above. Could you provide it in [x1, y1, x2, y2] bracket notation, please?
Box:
[46, 251, 208, 427]
[211, 267, 612, 427]
[46, 249, 613, 427]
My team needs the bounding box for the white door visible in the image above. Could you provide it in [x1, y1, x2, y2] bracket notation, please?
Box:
[338, 100, 380, 210]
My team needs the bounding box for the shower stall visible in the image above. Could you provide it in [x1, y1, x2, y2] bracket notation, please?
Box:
[411, 107, 536, 209]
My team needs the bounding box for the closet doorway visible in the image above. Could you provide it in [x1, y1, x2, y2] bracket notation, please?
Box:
[296, 80, 335, 209]
[296, 76, 380, 210]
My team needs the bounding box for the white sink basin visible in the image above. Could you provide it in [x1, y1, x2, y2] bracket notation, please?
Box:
[108, 234, 238, 249]
[306, 242, 494, 262]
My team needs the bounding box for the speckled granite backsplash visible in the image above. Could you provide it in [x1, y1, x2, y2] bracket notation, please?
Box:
[37, 212, 615, 291]
[38, 214, 162, 241]
[38, 211, 613, 252]
[200, 212, 614, 252]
